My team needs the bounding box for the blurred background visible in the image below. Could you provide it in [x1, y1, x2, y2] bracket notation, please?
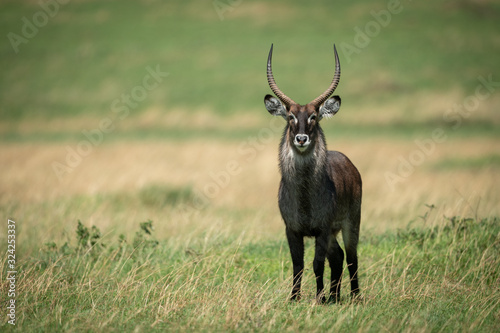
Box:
[0, 0, 499, 246]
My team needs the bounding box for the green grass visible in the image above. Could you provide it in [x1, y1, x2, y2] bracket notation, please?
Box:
[1, 0, 499, 121]
[139, 184, 201, 209]
[430, 154, 500, 171]
[1, 215, 498, 331]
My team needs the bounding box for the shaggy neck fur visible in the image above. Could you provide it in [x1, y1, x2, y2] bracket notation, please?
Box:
[279, 125, 328, 184]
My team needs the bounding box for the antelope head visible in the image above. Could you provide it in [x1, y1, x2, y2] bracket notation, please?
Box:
[264, 44, 341, 153]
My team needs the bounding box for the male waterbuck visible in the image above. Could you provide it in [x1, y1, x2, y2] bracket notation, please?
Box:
[264, 44, 362, 303]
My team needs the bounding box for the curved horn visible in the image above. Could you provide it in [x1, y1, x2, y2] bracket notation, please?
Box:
[309, 44, 341, 108]
[267, 44, 296, 107]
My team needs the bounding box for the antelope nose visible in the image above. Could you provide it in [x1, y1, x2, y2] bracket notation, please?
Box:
[295, 134, 309, 145]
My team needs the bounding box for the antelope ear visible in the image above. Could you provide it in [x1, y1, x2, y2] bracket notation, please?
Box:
[319, 95, 341, 119]
[264, 94, 287, 119]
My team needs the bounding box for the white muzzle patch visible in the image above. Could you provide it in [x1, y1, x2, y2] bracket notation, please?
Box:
[294, 134, 310, 152]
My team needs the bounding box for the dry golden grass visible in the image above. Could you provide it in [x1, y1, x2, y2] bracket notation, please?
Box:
[1, 134, 498, 251]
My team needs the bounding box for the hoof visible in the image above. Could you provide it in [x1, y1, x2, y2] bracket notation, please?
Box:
[327, 295, 341, 304]
[351, 293, 363, 304]
[316, 295, 327, 304]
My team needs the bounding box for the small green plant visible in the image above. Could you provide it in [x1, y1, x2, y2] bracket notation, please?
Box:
[44, 241, 57, 251]
[139, 220, 154, 235]
[76, 220, 104, 252]
[90, 225, 101, 246]
[133, 219, 159, 250]
[76, 220, 90, 248]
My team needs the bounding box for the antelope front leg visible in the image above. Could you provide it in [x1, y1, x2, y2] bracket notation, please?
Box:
[313, 235, 328, 303]
[286, 228, 304, 301]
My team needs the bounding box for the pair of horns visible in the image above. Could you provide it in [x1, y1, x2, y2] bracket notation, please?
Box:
[266, 44, 341, 108]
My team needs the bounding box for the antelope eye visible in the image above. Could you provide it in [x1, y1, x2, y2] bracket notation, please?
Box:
[288, 115, 295, 121]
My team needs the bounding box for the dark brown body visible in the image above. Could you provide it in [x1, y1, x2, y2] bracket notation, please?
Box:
[278, 122, 362, 302]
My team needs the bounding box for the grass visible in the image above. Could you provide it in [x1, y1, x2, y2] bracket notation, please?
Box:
[1, 0, 499, 121]
[1, 0, 500, 331]
[139, 184, 200, 208]
[1, 215, 498, 331]
[430, 154, 500, 171]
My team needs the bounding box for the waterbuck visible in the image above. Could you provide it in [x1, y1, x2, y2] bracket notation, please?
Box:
[264, 44, 362, 303]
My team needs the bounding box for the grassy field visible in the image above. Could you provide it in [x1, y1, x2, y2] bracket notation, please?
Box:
[1, 0, 499, 331]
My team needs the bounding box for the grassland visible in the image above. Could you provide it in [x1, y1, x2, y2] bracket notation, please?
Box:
[1, 215, 498, 332]
[1, 0, 499, 332]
